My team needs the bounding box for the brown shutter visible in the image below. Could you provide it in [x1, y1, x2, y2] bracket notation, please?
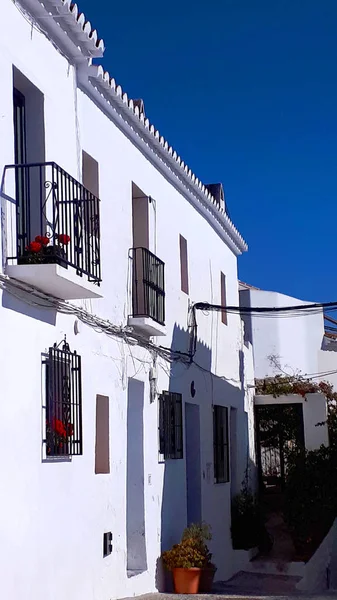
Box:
[179, 235, 189, 294]
[221, 272, 227, 325]
[95, 395, 110, 474]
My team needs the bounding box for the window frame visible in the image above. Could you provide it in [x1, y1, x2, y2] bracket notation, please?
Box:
[43, 342, 83, 458]
[213, 405, 229, 483]
[13, 87, 29, 257]
[159, 391, 183, 460]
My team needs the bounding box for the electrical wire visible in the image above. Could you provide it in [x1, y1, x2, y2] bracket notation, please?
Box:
[0, 273, 191, 365]
[2, 272, 337, 386]
[194, 301, 337, 317]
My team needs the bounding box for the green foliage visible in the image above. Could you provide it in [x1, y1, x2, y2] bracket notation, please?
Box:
[256, 373, 337, 554]
[255, 374, 337, 400]
[284, 445, 337, 552]
[162, 522, 213, 571]
[231, 486, 260, 550]
[182, 522, 212, 544]
[255, 374, 337, 447]
[162, 537, 212, 570]
[231, 468, 273, 552]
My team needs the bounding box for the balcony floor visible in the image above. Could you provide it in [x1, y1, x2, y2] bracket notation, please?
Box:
[128, 316, 166, 337]
[7, 263, 102, 300]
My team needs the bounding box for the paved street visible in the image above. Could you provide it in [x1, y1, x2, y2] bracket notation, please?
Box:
[120, 593, 336, 600]
[119, 571, 337, 600]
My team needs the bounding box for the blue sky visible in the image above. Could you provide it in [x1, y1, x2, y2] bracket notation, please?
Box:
[79, 0, 337, 302]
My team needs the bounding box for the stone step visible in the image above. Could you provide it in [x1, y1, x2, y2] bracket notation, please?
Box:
[245, 558, 305, 577]
[213, 570, 302, 595]
[119, 592, 336, 600]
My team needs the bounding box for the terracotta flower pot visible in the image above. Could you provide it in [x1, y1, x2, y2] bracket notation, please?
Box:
[199, 565, 217, 593]
[172, 567, 202, 594]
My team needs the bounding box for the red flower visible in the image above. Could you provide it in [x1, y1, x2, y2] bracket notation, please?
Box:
[35, 235, 50, 246]
[58, 234, 71, 245]
[27, 241, 42, 253]
[66, 423, 74, 437]
[51, 418, 66, 438]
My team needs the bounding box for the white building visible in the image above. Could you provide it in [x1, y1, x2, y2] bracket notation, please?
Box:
[239, 283, 337, 388]
[239, 284, 332, 462]
[0, 2, 255, 599]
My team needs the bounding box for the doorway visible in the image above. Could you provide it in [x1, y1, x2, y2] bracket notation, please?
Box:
[185, 403, 201, 525]
[255, 403, 305, 492]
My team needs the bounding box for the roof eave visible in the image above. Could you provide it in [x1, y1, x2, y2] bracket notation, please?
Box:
[18, 0, 104, 61]
[17, 0, 247, 255]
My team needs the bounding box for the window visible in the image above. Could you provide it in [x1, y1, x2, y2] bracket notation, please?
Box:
[13, 88, 27, 164]
[95, 395, 110, 474]
[13, 68, 45, 257]
[159, 391, 183, 459]
[213, 405, 229, 483]
[44, 341, 82, 457]
[221, 272, 227, 325]
[13, 88, 28, 255]
[179, 235, 189, 294]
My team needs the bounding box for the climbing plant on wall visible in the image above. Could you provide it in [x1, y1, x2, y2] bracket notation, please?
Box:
[256, 373, 337, 557]
[255, 374, 337, 447]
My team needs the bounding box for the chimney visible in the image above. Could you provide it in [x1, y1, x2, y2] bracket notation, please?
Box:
[133, 99, 145, 116]
[205, 183, 225, 211]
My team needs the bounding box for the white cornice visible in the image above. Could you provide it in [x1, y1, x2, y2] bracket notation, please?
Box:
[17, 0, 104, 60]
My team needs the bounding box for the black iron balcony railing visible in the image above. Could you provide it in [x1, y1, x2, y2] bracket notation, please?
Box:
[131, 247, 165, 326]
[6, 161, 101, 284]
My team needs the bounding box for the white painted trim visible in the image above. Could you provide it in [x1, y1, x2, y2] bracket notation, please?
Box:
[6, 263, 103, 299]
[16, 0, 104, 60]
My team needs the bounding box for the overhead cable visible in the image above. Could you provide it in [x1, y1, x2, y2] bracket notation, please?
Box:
[194, 300, 337, 317]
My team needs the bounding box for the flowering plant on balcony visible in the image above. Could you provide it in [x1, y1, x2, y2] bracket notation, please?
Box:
[46, 417, 74, 455]
[21, 234, 71, 265]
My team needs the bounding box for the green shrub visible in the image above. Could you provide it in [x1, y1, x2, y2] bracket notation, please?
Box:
[182, 522, 212, 544]
[162, 522, 214, 570]
[284, 445, 337, 552]
[231, 487, 261, 550]
[162, 537, 211, 570]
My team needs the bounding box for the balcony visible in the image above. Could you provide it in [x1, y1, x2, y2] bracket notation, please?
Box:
[4, 162, 102, 299]
[128, 247, 166, 336]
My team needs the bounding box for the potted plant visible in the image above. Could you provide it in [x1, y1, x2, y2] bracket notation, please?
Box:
[182, 522, 217, 593]
[161, 522, 215, 594]
[20, 233, 71, 266]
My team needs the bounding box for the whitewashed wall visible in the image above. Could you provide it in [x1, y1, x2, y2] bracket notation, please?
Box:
[0, 2, 254, 600]
[240, 287, 337, 390]
[240, 288, 325, 379]
[241, 288, 333, 452]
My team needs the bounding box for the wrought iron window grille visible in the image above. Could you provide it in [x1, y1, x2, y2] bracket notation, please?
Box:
[43, 337, 83, 457]
[213, 405, 229, 483]
[159, 391, 183, 460]
[5, 161, 101, 284]
[130, 247, 165, 325]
